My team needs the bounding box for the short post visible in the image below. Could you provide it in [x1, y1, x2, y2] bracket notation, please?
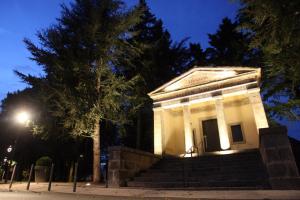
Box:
[26, 164, 34, 190]
[9, 164, 17, 191]
[73, 162, 78, 192]
[48, 163, 54, 192]
[105, 162, 108, 188]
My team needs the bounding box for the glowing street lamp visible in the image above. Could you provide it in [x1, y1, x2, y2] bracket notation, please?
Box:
[15, 111, 31, 125]
[7, 145, 12, 153]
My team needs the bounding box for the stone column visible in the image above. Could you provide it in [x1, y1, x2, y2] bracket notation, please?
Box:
[259, 127, 300, 189]
[248, 89, 269, 131]
[215, 98, 230, 150]
[183, 105, 193, 153]
[153, 108, 165, 155]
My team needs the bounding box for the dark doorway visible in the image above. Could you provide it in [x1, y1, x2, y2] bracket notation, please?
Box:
[202, 119, 221, 152]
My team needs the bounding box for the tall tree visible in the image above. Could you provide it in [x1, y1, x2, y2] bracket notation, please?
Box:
[188, 43, 207, 67]
[16, 0, 141, 182]
[117, 0, 190, 150]
[239, 0, 300, 120]
[206, 17, 261, 66]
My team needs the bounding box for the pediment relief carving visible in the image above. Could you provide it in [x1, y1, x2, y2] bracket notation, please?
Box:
[164, 70, 238, 92]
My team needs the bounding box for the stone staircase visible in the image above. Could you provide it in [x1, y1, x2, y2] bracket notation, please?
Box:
[127, 150, 270, 189]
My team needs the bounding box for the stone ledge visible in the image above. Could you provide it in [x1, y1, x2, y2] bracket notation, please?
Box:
[259, 126, 287, 136]
[108, 146, 161, 159]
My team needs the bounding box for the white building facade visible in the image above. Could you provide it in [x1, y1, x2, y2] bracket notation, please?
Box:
[148, 67, 269, 156]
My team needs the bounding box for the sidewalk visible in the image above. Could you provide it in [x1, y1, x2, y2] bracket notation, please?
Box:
[0, 182, 300, 199]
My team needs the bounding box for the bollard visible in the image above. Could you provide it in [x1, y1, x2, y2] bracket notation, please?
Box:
[73, 162, 78, 192]
[105, 163, 108, 188]
[48, 163, 54, 192]
[26, 164, 34, 190]
[9, 164, 17, 191]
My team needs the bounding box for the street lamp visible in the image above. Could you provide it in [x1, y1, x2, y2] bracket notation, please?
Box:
[15, 111, 31, 125]
[3, 111, 31, 183]
[7, 145, 13, 153]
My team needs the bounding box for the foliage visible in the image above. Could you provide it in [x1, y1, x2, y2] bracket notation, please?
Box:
[206, 17, 261, 66]
[116, 0, 191, 150]
[15, 0, 142, 137]
[239, 0, 300, 120]
[15, 0, 142, 181]
[36, 156, 52, 166]
[188, 43, 207, 67]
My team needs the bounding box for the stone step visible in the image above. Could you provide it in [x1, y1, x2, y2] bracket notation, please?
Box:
[141, 167, 266, 176]
[160, 152, 261, 162]
[158, 157, 262, 165]
[134, 174, 267, 182]
[127, 151, 269, 189]
[127, 179, 268, 188]
[153, 161, 264, 170]
[147, 166, 265, 174]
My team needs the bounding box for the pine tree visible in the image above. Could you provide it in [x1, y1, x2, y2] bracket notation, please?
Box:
[16, 0, 141, 182]
[239, 0, 300, 120]
[117, 0, 190, 150]
[188, 43, 207, 66]
[206, 17, 260, 66]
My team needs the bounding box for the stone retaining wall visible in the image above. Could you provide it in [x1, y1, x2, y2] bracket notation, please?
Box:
[107, 146, 161, 187]
[259, 126, 300, 189]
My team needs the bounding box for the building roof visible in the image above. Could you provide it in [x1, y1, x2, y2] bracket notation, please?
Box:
[148, 66, 261, 102]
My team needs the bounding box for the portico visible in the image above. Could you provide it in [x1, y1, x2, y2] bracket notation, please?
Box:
[149, 67, 269, 156]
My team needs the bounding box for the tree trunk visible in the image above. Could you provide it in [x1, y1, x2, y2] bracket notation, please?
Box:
[93, 120, 101, 183]
[68, 161, 74, 182]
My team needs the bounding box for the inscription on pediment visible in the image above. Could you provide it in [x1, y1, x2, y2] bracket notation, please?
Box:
[164, 70, 238, 92]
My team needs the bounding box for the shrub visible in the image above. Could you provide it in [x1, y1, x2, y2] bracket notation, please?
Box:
[36, 156, 52, 166]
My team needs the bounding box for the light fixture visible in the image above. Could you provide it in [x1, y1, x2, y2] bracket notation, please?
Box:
[7, 145, 12, 153]
[15, 111, 30, 125]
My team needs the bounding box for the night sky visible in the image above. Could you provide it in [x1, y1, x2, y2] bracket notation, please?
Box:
[0, 0, 299, 139]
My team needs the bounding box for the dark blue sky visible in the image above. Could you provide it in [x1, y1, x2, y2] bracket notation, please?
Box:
[0, 0, 299, 139]
[0, 0, 239, 101]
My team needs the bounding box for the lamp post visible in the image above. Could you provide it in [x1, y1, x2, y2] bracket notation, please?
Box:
[5, 111, 31, 184]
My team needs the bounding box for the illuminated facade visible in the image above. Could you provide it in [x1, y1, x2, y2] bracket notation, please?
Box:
[148, 67, 269, 156]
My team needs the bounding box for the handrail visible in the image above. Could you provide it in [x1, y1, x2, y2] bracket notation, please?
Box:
[182, 145, 198, 158]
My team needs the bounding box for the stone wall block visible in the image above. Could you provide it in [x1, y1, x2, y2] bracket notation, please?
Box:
[259, 126, 300, 189]
[113, 151, 121, 160]
[278, 147, 294, 161]
[265, 149, 280, 163]
[267, 163, 286, 177]
[109, 160, 120, 170]
[286, 162, 300, 177]
[107, 146, 161, 187]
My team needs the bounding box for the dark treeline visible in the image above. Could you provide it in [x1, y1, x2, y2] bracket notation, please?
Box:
[0, 0, 299, 182]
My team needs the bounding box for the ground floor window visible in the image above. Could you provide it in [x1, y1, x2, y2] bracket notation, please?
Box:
[230, 124, 244, 143]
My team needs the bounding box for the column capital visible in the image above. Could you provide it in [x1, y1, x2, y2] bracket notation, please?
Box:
[248, 89, 269, 130]
[153, 107, 163, 112]
[247, 87, 261, 94]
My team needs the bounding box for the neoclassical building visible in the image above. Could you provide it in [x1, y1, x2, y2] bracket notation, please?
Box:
[148, 67, 269, 156]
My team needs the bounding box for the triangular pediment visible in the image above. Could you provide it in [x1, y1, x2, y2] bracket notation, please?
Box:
[149, 67, 260, 96]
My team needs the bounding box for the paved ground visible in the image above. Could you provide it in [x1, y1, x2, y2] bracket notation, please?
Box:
[0, 182, 300, 200]
[0, 192, 157, 200]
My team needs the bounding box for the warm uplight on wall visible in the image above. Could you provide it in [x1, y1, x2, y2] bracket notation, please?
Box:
[220, 136, 230, 150]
